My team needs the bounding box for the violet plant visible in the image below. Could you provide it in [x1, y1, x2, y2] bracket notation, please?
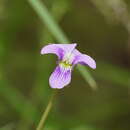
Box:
[41, 43, 96, 89]
[36, 43, 96, 130]
[28, 0, 97, 130]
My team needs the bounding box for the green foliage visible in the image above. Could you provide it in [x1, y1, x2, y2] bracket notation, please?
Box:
[0, 0, 130, 129]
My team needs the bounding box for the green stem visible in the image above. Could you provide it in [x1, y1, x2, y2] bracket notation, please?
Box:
[28, 0, 69, 43]
[36, 90, 57, 130]
[28, 0, 97, 90]
[78, 65, 97, 90]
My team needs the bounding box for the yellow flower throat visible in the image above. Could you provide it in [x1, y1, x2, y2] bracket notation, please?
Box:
[59, 61, 72, 68]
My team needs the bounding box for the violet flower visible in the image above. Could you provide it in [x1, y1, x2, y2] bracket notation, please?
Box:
[41, 43, 96, 89]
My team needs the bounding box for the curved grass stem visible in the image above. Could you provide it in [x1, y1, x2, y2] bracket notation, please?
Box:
[28, 0, 97, 90]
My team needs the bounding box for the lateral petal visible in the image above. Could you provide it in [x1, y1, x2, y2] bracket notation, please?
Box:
[73, 49, 96, 69]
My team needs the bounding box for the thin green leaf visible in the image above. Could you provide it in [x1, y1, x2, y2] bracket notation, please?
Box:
[28, 0, 97, 89]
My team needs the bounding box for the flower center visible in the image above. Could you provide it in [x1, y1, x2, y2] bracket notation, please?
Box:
[59, 52, 74, 69]
[59, 60, 72, 69]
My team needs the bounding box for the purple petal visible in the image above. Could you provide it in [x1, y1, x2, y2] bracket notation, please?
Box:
[41, 43, 77, 60]
[73, 49, 96, 69]
[49, 66, 72, 89]
[58, 43, 77, 53]
[41, 44, 64, 60]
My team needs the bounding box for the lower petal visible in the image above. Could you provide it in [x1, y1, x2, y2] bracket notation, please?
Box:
[49, 66, 72, 89]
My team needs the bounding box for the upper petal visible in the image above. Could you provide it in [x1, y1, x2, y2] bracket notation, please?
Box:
[41, 43, 77, 60]
[58, 43, 77, 53]
[49, 65, 72, 89]
[73, 49, 96, 69]
[41, 44, 64, 60]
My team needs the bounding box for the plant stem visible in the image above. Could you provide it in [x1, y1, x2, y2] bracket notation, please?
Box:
[28, 0, 97, 90]
[78, 65, 97, 90]
[28, 0, 69, 43]
[36, 90, 57, 130]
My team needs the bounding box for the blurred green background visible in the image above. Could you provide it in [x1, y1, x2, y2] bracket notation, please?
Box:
[0, 0, 130, 130]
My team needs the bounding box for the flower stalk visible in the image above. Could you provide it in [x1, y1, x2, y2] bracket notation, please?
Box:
[36, 90, 57, 130]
